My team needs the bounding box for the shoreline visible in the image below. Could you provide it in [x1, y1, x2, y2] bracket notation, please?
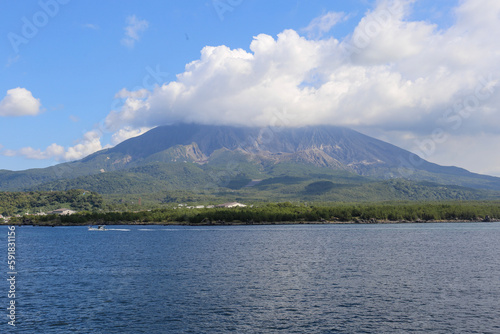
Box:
[4, 218, 499, 227]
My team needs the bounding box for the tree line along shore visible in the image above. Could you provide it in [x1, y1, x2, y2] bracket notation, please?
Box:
[5, 202, 500, 226]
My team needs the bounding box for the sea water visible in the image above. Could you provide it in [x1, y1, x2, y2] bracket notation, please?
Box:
[1, 223, 500, 333]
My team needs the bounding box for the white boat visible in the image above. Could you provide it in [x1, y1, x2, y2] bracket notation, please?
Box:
[88, 225, 107, 231]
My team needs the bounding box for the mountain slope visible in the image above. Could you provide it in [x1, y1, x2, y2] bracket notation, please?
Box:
[29, 161, 497, 202]
[1, 123, 500, 194]
[100, 124, 500, 189]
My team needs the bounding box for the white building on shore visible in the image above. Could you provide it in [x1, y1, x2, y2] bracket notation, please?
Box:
[215, 202, 247, 208]
[48, 208, 76, 215]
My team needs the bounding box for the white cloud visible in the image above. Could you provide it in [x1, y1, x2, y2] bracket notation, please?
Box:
[111, 126, 152, 145]
[3, 130, 106, 162]
[121, 15, 149, 48]
[302, 11, 346, 39]
[0, 88, 42, 117]
[1, 126, 153, 163]
[104, 0, 500, 134]
[100, 0, 500, 175]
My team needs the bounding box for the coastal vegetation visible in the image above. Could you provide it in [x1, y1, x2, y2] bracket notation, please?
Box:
[1, 187, 499, 226]
[8, 201, 500, 225]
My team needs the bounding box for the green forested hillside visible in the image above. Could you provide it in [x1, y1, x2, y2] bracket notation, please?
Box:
[0, 190, 103, 216]
[22, 160, 499, 205]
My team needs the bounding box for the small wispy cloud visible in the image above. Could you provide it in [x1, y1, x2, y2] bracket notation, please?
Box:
[121, 15, 149, 48]
[303, 11, 346, 39]
[83, 23, 100, 30]
[5, 55, 20, 68]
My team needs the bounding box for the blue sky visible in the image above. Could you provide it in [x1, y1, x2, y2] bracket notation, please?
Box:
[1, 0, 499, 176]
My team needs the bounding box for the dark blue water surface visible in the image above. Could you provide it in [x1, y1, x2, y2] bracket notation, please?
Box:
[1, 223, 500, 333]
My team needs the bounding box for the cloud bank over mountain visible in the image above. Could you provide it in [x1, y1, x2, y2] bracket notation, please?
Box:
[101, 0, 500, 175]
[106, 0, 499, 135]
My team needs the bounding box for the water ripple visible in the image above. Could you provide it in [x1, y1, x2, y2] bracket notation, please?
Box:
[1, 223, 499, 333]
